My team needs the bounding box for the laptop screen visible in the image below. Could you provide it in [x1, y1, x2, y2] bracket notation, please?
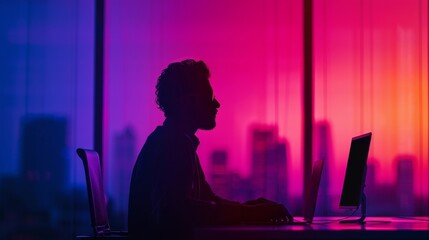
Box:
[303, 159, 324, 222]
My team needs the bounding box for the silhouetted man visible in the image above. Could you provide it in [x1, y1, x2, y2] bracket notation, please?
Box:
[129, 59, 291, 240]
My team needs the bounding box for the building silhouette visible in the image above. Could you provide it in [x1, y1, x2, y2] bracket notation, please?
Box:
[250, 125, 288, 203]
[210, 150, 230, 199]
[365, 160, 380, 215]
[396, 156, 415, 215]
[20, 115, 68, 210]
[229, 172, 254, 202]
[251, 126, 277, 199]
[6, 115, 77, 238]
[266, 142, 288, 204]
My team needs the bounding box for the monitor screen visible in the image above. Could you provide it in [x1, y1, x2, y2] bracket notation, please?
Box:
[340, 132, 372, 209]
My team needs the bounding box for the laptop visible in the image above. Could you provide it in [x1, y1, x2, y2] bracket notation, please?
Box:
[286, 159, 324, 225]
[244, 159, 324, 225]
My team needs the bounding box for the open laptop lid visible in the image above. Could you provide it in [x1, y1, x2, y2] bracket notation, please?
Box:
[303, 159, 324, 223]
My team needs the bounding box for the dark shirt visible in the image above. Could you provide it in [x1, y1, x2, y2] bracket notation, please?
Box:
[128, 119, 241, 240]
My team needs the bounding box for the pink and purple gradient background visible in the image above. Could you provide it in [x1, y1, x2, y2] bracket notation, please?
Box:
[104, 0, 428, 199]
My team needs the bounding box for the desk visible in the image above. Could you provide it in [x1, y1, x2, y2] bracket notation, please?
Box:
[194, 217, 429, 240]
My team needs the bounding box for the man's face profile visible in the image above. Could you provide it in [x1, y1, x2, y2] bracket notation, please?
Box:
[188, 79, 220, 131]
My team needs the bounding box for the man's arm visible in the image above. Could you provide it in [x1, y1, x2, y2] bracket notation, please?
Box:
[189, 196, 292, 226]
[193, 180, 292, 225]
[195, 171, 294, 225]
[188, 197, 243, 225]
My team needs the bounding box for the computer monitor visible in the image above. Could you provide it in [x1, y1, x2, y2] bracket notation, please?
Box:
[339, 132, 372, 223]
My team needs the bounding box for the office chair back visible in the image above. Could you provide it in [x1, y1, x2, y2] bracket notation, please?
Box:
[77, 148, 111, 236]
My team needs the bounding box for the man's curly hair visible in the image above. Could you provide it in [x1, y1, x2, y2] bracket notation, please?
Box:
[155, 59, 210, 117]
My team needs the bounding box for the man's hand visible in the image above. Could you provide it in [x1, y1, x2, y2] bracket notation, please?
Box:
[242, 200, 293, 223]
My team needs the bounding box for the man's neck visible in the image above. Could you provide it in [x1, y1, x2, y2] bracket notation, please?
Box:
[164, 117, 197, 135]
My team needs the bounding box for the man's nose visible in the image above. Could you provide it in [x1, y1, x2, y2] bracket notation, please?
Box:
[213, 98, 220, 108]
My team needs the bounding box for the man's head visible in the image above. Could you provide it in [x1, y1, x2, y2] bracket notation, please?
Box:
[156, 59, 220, 130]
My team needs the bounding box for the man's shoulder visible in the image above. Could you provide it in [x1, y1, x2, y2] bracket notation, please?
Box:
[136, 126, 194, 169]
[142, 126, 194, 154]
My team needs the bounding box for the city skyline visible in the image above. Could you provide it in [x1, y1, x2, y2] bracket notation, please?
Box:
[206, 123, 426, 216]
[1, 117, 426, 206]
[0, 113, 427, 238]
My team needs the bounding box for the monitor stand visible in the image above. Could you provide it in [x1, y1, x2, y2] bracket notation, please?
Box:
[339, 192, 366, 224]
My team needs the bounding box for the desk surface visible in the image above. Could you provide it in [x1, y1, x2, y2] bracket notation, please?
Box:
[194, 217, 429, 240]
